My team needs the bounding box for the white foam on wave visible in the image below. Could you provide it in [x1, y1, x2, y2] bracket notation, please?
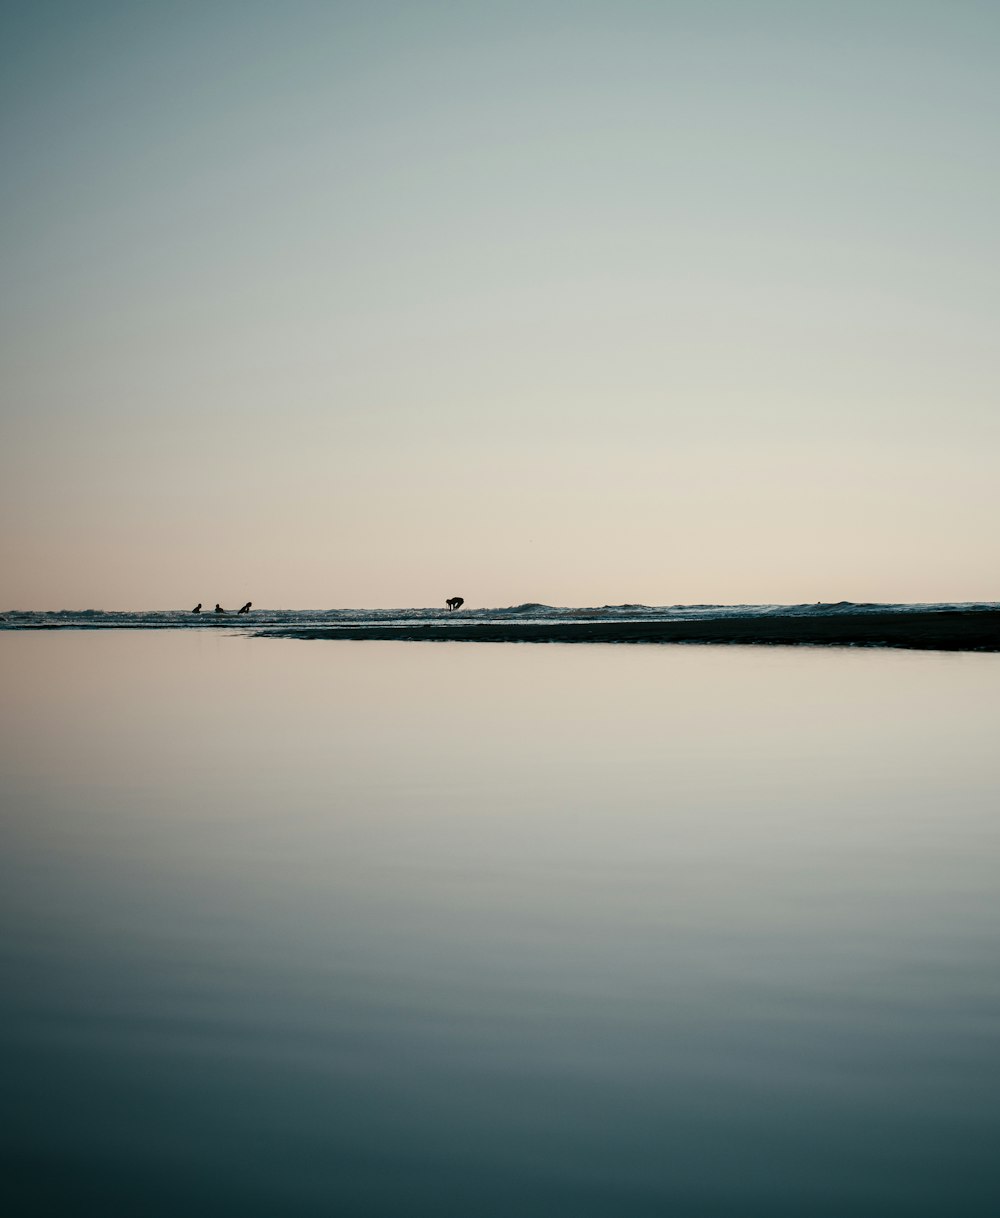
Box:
[3, 601, 998, 631]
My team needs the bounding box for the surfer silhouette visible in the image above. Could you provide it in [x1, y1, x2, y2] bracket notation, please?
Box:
[191, 603, 202, 613]
[237, 602, 252, 614]
[446, 597, 464, 611]
[215, 603, 226, 614]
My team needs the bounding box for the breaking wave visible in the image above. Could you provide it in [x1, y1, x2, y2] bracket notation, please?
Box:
[3, 601, 997, 632]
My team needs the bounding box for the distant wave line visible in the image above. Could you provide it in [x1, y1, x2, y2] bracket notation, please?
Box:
[3, 602, 1000, 651]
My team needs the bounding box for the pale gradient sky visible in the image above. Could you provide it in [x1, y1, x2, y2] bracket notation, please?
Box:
[2, 0, 997, 609]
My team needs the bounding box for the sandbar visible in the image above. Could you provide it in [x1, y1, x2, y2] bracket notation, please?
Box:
[263, 608, 1000, 652]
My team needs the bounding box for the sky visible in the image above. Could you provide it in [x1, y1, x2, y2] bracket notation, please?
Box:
[1, 0, 997, 609]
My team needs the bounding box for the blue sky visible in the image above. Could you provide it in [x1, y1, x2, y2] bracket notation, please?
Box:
[2, 1, 997, 607]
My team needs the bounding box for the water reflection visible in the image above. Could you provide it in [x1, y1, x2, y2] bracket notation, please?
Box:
[2, 633, 999, 1215]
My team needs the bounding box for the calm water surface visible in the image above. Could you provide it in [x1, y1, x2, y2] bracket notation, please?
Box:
[1, 632, 999, 1216]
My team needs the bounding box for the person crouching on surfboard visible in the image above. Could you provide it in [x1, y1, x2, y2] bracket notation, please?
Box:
[237, 602, 252, 614]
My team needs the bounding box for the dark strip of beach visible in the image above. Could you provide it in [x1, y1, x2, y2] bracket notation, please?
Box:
[266, 608, 1000, 652]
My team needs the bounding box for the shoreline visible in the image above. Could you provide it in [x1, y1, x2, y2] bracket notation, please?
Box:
[263, 608, 1000, 652]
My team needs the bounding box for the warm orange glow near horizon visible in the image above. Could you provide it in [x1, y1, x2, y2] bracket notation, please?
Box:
[2, 4, 998, 610]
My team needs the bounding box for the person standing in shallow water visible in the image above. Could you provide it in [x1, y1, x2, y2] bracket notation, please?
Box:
[446, 597, 464, 611]
[191, 603, 202, 613]
[215, 604, 226, 614]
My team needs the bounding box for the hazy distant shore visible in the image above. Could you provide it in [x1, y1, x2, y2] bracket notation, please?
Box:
[267, 608, 1000, 652]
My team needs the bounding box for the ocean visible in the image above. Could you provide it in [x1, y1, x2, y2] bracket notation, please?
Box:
[1, 628, 999, 1215]
[2, 600, 997, 632]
